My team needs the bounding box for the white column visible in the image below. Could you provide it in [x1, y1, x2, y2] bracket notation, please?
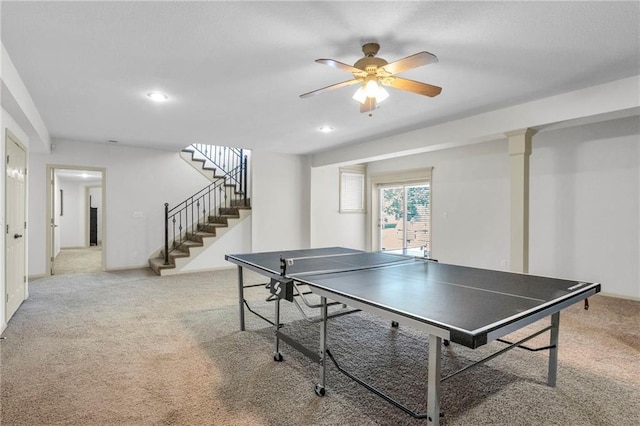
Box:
[506, 128, 537, 273]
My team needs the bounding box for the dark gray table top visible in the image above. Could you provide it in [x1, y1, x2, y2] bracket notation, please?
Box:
[226, 247, 600, 348]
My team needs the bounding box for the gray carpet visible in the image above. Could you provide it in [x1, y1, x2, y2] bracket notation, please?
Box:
[1, 268, 638, 425]
[53, 246, 102, 274]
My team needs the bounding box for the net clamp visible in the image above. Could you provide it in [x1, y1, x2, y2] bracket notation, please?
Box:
[269, 274, 294, 302]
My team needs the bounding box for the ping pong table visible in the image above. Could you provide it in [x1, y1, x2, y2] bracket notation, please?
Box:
[225, 247, 600, 425]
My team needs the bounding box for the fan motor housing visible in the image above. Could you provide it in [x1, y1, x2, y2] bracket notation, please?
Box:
[354, 57, 388, 71]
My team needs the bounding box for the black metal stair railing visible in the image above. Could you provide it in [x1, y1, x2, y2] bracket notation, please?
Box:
[163, 146, 249, 266]
[190, 144, 247, 195]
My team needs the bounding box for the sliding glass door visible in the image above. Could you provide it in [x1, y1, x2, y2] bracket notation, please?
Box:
[379, 183, 431, 257]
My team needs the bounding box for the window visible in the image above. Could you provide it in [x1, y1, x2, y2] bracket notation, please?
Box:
[378, 183, 431, 257]
[370, 168, 432, 257]
[339, 165, 366, 213]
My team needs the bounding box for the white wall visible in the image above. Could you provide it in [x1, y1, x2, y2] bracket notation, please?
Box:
[55, 178, 102, 248]
[366, 139, 511, 270]
[181, 215, 252, 272]
[310, 165, 366, 250]
[58, 178, 84, 248]
[27, 142, 311, 275]
[28, 139, 210, 274]
[310, 116, 639, 299]
[250, 150, 310, 252]
[529, 116, 639, 299]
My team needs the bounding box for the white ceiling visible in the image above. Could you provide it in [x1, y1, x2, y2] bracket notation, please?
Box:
[2, 1, 639, 156]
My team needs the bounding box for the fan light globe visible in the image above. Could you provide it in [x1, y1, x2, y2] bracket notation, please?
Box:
[375, 86, 390, 103]
[352, 82, 389, 104]
[352, 87, 367, 104]
[364, 80, 379, 97]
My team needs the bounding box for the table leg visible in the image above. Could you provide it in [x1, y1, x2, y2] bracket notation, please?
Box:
[273, 297, 283, 361]
[315, 296, 328, 396]
[548, 312, 560, 386]
[427, 334, 442, 426]
[237, 266, 245, 331]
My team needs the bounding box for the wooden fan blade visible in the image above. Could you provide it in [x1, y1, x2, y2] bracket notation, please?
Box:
[381, 51, 438, 75]
[360, 97, 376, 113]
[300, 79, 360, 98]
[316, 59, 365, 75]
[384, 77, 442, 97]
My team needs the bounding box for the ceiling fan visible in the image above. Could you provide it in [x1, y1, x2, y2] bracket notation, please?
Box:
[300, 43, 442, 114]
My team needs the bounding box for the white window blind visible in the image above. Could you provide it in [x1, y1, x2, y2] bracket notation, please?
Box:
[339, 167, 365, 213]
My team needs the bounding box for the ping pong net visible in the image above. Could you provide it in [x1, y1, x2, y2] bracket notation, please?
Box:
[278, 250, 418, 278]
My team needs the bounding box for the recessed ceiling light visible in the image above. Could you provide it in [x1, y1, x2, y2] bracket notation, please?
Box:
[146, 91, 169, 102]
[319, 126, 334, 133]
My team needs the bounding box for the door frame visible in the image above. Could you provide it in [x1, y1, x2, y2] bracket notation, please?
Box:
[369, 167, 432, 253]
[46, 164, 107, 275]
[4, 129, 28, 324]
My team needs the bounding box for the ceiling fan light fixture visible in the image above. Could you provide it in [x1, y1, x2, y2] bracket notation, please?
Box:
[353, 81, 389, 105]
[375, 86, 389, 103]
[364, 79, 379, 98]
[352, 86, 368, 104]
[302, 43, 441, 113]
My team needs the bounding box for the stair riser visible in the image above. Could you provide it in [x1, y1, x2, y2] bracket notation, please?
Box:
[152, 146, 251, 276]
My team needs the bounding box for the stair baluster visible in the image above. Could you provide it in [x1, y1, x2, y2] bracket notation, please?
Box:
[157, 144, 250, 275]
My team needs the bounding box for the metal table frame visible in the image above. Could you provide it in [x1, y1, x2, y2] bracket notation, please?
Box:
[228, 254, 598, 426]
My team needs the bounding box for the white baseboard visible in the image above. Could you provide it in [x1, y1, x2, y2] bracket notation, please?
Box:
[104, 264, 150, 272]
[599, 292, 640, 302]
[28, 274, 48, 280]
[160, 264, 237, 276]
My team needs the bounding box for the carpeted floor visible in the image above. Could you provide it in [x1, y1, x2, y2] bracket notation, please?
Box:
[1, 268, 638, 425]
[53, 246, 102, 274]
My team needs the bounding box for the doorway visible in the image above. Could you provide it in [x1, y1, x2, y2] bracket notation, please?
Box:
[370, 168, 433, 258]
[46, 165, 106, 275]
[5, 130, 28, 322]
[378, 184, 431, 257]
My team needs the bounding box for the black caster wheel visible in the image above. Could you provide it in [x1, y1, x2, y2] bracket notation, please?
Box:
[274, 353, 283, 362]
[314, 384, 326, 397]
[391, 321, 399, 328]
[443, 340, 450, 346]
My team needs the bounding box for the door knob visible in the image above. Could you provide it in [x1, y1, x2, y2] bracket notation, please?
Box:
[14, 233, 23, 239]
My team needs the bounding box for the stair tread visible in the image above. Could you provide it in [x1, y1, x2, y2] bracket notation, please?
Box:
[149, 257, 175, 269]
[194, 232, 216, 238]
[170, 251, 190, 258]
[179, 240, 202, 248]
[150, 147, 254, 275]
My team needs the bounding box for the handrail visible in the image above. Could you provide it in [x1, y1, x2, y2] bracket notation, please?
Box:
[190, 144, 245, 187]
[163, 145, 249, 265]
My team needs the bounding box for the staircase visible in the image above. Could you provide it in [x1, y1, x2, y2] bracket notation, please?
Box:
[148, 144, 251, 276]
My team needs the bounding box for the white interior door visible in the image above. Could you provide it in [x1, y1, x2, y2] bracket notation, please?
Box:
[5, 133, 27, 321]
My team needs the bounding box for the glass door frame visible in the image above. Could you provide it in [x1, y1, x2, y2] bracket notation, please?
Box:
[369, 168, 433, 256]
[378, 183, 431, 257]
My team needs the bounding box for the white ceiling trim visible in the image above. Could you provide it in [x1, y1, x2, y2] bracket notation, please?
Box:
[311, 75, 640, 167]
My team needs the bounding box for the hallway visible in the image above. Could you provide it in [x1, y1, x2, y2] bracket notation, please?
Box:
[54, 246, 102, 274]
